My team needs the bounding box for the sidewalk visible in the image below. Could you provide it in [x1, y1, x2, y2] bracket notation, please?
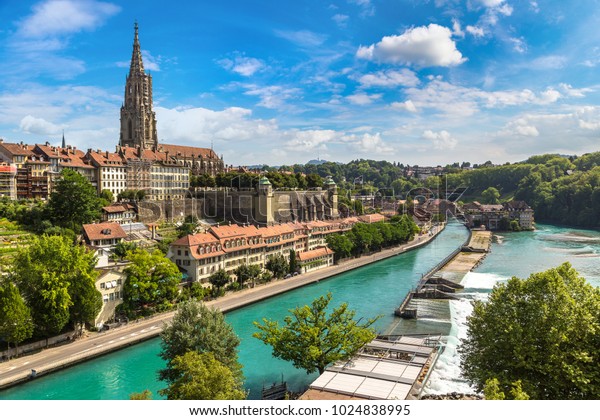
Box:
[0, 224, 445, 391]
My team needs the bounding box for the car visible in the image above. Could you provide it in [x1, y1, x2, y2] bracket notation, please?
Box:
[284, 273, 292, 279]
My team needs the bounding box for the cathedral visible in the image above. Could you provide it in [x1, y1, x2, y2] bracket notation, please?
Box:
[117, 23, 224, 177]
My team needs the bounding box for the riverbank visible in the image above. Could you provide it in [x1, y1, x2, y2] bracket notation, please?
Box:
[0, 223, 446, 391]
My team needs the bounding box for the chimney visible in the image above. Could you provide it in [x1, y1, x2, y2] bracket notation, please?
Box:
[105, 151, 109, 159]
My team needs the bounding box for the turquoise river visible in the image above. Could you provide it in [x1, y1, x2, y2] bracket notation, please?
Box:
[0, 222, 598, 400]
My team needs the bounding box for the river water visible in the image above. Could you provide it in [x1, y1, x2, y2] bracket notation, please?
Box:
[1, 222, 598, 400]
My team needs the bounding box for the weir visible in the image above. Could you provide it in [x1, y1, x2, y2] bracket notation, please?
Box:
[394, 229, 492, 319]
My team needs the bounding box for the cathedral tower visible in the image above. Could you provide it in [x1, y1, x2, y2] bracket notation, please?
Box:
[119, 23, 158, 150]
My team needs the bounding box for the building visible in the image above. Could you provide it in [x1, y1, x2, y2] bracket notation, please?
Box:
[82, 222, 127, 250]
[118, 24, 224, 177]
[463, 200, 535, 230]
[0, 163, 17, 199]
[86, 149, 128, 197]
[300, 335, 442, 400]
[167, 215, 381, 284]
[101, 203, 137, 224]
[503, 200, 535, 230]
[94, 268, 126, 327]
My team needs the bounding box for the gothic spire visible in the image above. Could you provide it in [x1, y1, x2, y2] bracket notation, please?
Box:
[129, 21, 144, 75]
[62, 130, 65, 149]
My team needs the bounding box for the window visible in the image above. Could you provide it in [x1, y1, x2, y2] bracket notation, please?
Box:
[177, 250, 181, 256]
[184, 250, 189, 256]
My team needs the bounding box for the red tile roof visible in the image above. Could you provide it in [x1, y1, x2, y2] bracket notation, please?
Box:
[160, 143, 218, 160]
[82, 222, 127, 242]
[298, 247, 334, 262]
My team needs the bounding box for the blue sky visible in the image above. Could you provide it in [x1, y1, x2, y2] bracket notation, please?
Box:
[1, 0, 600, 166]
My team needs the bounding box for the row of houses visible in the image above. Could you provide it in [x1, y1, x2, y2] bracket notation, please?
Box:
[81, 213, 386, 325]
[0, 139, 224, 201]
[463, 200, 534, 230]
[170, 214, 386, 284]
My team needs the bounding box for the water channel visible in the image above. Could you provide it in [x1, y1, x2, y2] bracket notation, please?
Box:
[1, 222, 599, 400]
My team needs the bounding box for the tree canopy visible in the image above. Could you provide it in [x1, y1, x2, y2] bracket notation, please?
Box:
[459, 263, 600, 399]
[254, 293, 381, 374]
[159, 351, 246, 400]
[0, 281, 34, 357]
[9, 235, 100, 338]
[121, 249, 181, 316]
[159, 300, 242, 385]
[47, 168, 102, 229]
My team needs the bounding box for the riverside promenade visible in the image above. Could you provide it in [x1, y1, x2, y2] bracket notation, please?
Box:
[0, 224, 445, 391]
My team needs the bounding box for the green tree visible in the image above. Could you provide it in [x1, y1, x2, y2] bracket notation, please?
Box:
[122, 249, 181, 315]
[306, 173, 323, 189]
[234, 264, 261, 289]
[326, 233, 353, 262]
[159, 300, 242, 384]
[481, 186, 501, 204]
[288, 249, 298, 274]
[10, 235, 99, 338]
[0, 281, 34, 358]
[254, 293, 381, 375]
[100, 189, 114, 205]
[483, 378, 530, 400]
[159, 351, 246, 400]
[265, 254, 288, 279]
[459, 263, 600, 399]
[208, 269, 231, 295]
[113, 241, 138, 260]
[129, 390, 153, 400]
[47, 169, 102, 229]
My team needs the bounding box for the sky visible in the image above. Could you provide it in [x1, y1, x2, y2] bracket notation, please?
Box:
[1, 0, 600, 167]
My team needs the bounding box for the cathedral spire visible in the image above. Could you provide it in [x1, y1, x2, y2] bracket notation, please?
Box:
[62, 130, 65, 149]
[129, 21, 144, 75]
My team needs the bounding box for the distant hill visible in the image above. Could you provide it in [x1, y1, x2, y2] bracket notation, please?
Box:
[307, 159, 328, 165]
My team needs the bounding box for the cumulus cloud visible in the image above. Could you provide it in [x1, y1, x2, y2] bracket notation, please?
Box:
[421, 130, 458, 150]
[19, 115, 63, 135]
[452, 19, 465, 38]
[18, 0, 120, 38]
[356, 24, 466, 68]
[286, 129, 338, 151]
[349, 0, 375, 18]
[391, 100, 418, 113]
[357, 69, 420, 88]
[218, 55, 266, 77]
[558, 83, 592, 98]
[343, 132, 393, 154]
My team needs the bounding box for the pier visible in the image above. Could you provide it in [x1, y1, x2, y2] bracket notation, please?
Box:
[395, 229, 492, 319]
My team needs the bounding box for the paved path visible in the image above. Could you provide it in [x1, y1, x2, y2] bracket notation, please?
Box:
[0, 224, 444, 391]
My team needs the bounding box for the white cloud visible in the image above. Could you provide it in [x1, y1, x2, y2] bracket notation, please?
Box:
[391, 100, 418, 113]
[510, 37, 527, 53]
[466, 25, 485, 37]
[558, 83, 592, 98]
[452, 19, 465, 38]
[530, 1, 540, 13]
[235, 84, 302, 109]
[286, 130, 338, 151]
[474, 0, 506, 7]
[218, 55, 266, 77]
[421, 130, 457, 150]
[275, 29, 328, 48]
[19, 115, 63, 135]
[347, 93, 382, 105]
[18, 0, 120, 38]
[357, 69, 420, 88]
[348, 0, 375, 18]
[356, 24, 466, 68]
[332, 14, 349, 27]
[343, 132, 393, 154]
[403, 78, 567, 117]
[530, 55, 567, 69]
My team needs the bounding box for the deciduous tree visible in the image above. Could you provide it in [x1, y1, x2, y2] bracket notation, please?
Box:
[159, 351, 246, 400]
[47, 169, 102, 229]
[0, 281, 33, 358]
[254, 293, 381, 375]
[159, 301, 242, 384]
[459, 263, 600, 399]
[10, 235, 100, 338]
[122, 249, 181, 315]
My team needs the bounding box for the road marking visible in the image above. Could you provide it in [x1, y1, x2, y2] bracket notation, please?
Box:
[108, 340, 115, 344]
